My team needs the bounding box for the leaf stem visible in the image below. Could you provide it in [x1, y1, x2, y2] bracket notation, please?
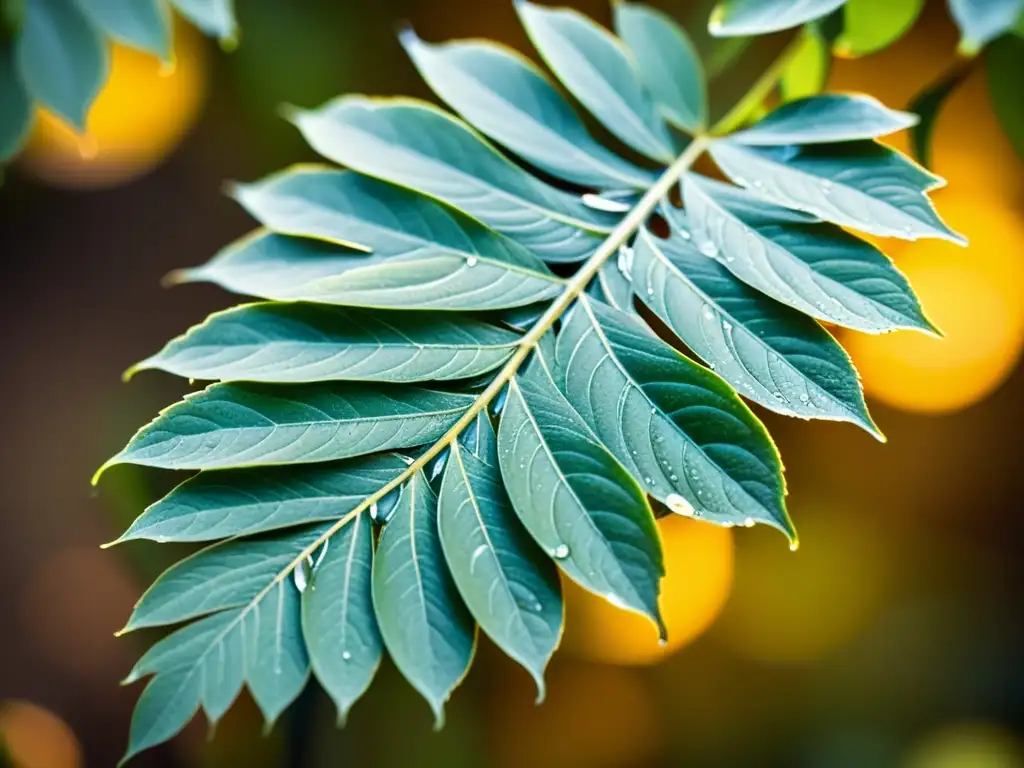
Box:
[263, 135, 713, 591]
[710, 37, 804, 136]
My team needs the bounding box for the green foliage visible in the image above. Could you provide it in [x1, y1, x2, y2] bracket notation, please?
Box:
[0, 0, 236, 161]
[99, 1, 962, 762]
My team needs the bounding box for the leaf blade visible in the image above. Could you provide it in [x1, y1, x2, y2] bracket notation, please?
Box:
[730, 94, 918, 145]
[709, 0, 848, 37]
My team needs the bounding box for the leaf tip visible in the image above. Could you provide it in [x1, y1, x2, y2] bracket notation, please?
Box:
[91, 456, 120, 487]
[277, 102, 302, 124]
[396, 20, 420, 49]
[431, 703, 446, 732]
[707, 5, 725, 36]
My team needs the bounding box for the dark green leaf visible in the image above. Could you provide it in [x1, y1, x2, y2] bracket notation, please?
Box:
[633, 225, 879, 435]
[683, 174, 936, 333]
[458, 412, 500, 466]
[908, 68, 969, 168]
[987, 35, 1024, 162]
[515, 0, 675, 163]
[173, 231, 562, 312]
[497, 347, 665, 634]
[557, 296, 793, 536]
[439, 436, 562, 698]
[731, 94, 917, 145]
[99, 382, 473, 473]
[288, 97, 615, 262]
[709, 140, 965, 243]
[114, 454, 408, 543]
[0, 43, 32, 161]
[302, 511, 383, 724]
[131, 303, 519, 384]
[77, 0, 171, 59]
[372, 472, 476, 727]
[400, 29, 654, 190]
[614, 1, 707, 132]
[709, 0, 848, 37]
[15, 0, 108, 130]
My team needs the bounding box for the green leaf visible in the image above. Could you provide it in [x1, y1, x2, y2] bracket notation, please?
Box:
[0, 43, 32, 162]
[515, 0, 675, 163]
[15, 0, 109, 130]
[613, 1, 707, 132]
[99, 382, 474, 472]
[438, 433, 562, 699]
[120, 527, 317, 762]
[709, 0, 848, 37]
[834, 0, 924, 58]
[497, 348, 665, 633]
[709, 139, 966, 243]
[399, 29, 654, 190]
[169, 0, 236, 42]
[557, 296, 793, 536]
[591, 256, 635, 312]
[780, 26, 830, 102]
[683, 174, 936, 334]
[131, 302, 520, 384]
[730, 94, 918, 145]
[114, 454, 408, 543]
[77, 0, 172, 59]
[174, 231, 562, 312]
[633, 225, 878, 435]
[908, 68, 968, 169]
[372, 472, 476, 727]
[458, 412, 500, 466]
[302, 511, 383, 725]
[288, 97, 615, 262]
[949, 0, 1024, 54]
[987, 35, 1024, 162]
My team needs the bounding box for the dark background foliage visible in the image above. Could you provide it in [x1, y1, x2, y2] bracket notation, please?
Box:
[0, 0, 1022, 766]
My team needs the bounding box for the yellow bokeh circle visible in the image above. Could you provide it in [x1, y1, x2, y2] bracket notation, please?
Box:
[562, 515, 733, 666]
[902, 722, 1024, 768]
[846, 194, 1024, 414]
[0, 701, 83, 768]
[19, 26, 207, 189]
[718, 510, 887, 665]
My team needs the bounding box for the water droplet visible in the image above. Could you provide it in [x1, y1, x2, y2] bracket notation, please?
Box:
[553, 544, 570, 559]
[722, 321, 733, 332]
[743, 517, 755, 528]
[753, 179, 763, 189]
[732, 176, 747, 186]
[466, 256, 479, 267]
[342, 650, 352, 661]
[799, 393, 810, 404]
[616, 244, 634, 279]
[702, 305, 714, 320]
[650, 407, 657, 415]
[665, 493, 695, 516]
[669, 473, 678, 482]
[789, 540, 800, 552]
[533, 602, 543, 612]
[708, 362, 716, 370]
[646, 287, 654, 296]
[643, 476, 652, 484]
[698, 240, 719, 258]
[679, 229, 692, 241]
[369, 501, 379, 522]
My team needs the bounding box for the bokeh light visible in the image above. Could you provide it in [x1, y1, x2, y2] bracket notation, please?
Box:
[562, 516, 733, 666]
[718, 508, 888, 665]
[491, 661, 664, 767]
[846, 194, 1024, 414]
[0, 700, 83, 768]
[902, 722, 1024, 768]
[18, 24, 208, 190]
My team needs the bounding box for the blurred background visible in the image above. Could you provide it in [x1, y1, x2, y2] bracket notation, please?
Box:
[1, 0, 1022, 766]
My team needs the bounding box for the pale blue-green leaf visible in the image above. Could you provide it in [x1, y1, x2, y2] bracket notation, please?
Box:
[302, 512, 382, 725]
[731, 94, 918, 145]
[458, 412, 499, 466]
[173, 231, 561, 312]
[372, 472, 475, 727]
[77, 0, 171, 59]
[122, 576, 310, 762]
[15, 0, 109, 129]
[949, 0, 1024, 53]
[288, 97, 614, 262]
[100, 382, 473, 473]
[115, 454, 408, 543]
[438, 436, 562, 698]
[591, 257, 635, 312]
[516, 0, 675, 163]
[400, 30, 653, 189]
[497, 348, 665, 633]
[132, 303, 519, 384]
[987, 35, 1024, 162]
[709, 139, 965, 243]
[633, 225, 879, 435]
[169, 0, 236, 41]
[613, 1, 707, 132]
[123, 523, 329, 631]
[683, 174, 936, 334]
[0, 44, 32, 161]
[709, 0, 848, 36]
[557, 296, 792, 536]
